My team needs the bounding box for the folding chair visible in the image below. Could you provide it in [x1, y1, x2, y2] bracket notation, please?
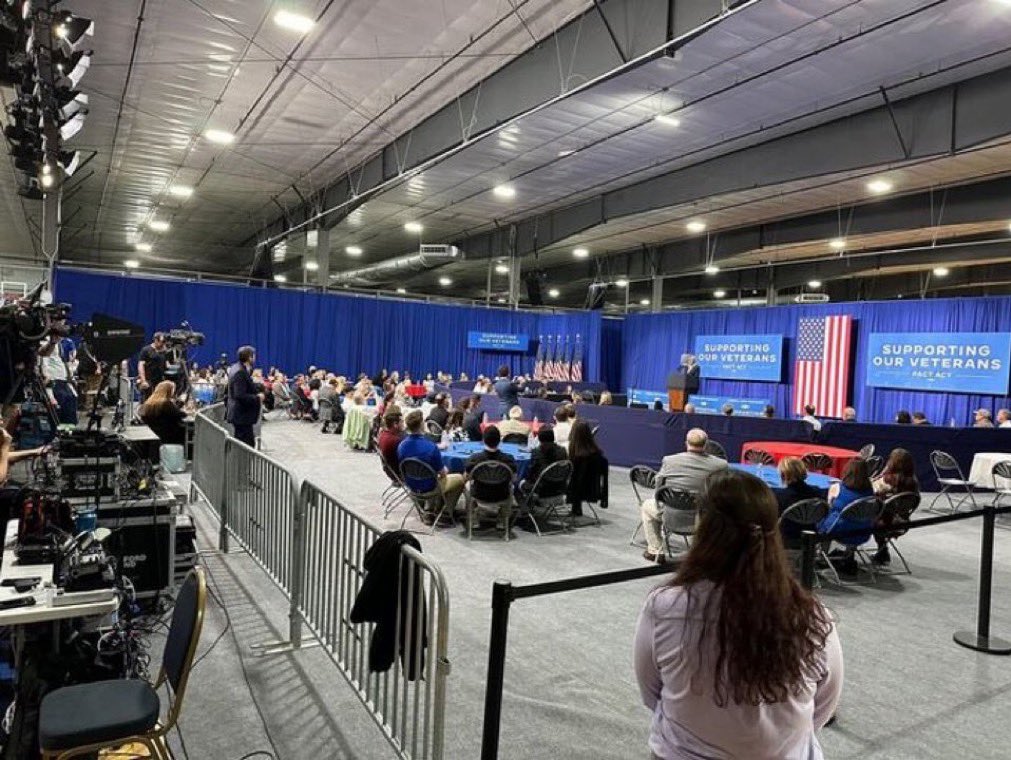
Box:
[778, 498, 829, 585]
[521, 460, 573, 536]
[744, 448, 775, 466]
[858, 443, 875, 460]
[992, 461, 1011, 508]
[399, 458, 452, 534]
[820, 496, 883, 585]
[864, 455, 884, 479]
[425, 419, 443, 437]
[929, 450, 977, 513]
[704, 439, 727, 460]
[376, 445, 410, 519]
[878, 492, 921, 575]
[801, 452, 833, 475]
[655, 486, 697, 555]
[465, 460, 516, 541]
[502, 432, 529, 445]
[628, 465, 658, 547]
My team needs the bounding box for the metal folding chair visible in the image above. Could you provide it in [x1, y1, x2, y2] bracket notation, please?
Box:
[928, 450, 977, 513]
[629, 465, 658, 547]
[864, 455, 884, 478]
[801, 452, 833, 474]
[744, 448, 775, 466]
[376, 445, 411, 519]
[425, 419, 443, 436]
[704, 439, 727, 460]
[502, 432, 529, 445]
[465, 460, 516, 541]
[858, 443, 875, 459]
[878, 491, 921, 575]
[521, 460, 574, 536]
[655, 486, 697, 555]
[399, 458, 452, 534]
[778, 498, 829, 586]
[821, 495, 883, 585]
[992, 461, 1011, 508]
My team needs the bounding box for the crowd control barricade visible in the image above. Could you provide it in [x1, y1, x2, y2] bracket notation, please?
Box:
[190, 404, 229, 519]
[292, 479, 451, 760]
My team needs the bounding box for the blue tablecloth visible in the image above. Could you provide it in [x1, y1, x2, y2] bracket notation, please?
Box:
[730, 463, 834, 493]
[441, 442, 531, 479]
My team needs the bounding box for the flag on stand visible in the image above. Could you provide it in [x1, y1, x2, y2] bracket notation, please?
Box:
[793, 315, 853, 419]
[560, 336, 572, 381]
[533, 336, 545, 381]
[548, 335, 561, 381]
[571, 334, 583, 382]
[542, 336, 555, 381]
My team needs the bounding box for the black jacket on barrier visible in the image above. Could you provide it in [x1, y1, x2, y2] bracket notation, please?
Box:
[350, 530, 427, 680]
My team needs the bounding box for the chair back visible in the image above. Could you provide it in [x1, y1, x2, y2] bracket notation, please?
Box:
[532, 460, 573, 496]
[801, 452, 832, 473]
[838, 495, 883, 525]
[704, 439, 727, 460]
[882, 491, 920, 521]
[400, 457, 440, 495]
[992, 460, 1011, 489]
[376, 444, 401, 484]
[655, 486, 698, 536]
[864, 455, 884, 478]
[426, 420, 443, 436]
[502, 432, 528, 445]
[629, 465, 657, 505]
[470, 459, 514, 487]
[859, 443, 875, 459]
[744, 448, 775, 466]
[162, 568, 207, 724]
[779, 498, 829, 529]
[930, 450, 965, 479]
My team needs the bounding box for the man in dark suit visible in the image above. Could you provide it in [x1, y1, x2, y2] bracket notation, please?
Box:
[678, 353, 701, 394]
[226, 345, 262, 448]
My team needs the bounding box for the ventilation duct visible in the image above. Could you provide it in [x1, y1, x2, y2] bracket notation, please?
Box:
[330, 244, 461, 286]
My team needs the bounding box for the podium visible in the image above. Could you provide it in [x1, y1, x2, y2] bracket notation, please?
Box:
[666, 371, 698, 412]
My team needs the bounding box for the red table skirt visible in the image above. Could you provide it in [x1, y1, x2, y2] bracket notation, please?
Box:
[405, 385, 427, 398]
[740, 441, 859, 478]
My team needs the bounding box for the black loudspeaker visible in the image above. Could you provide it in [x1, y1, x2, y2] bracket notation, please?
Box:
[585, 282, 608, 310]
[525, 275, 543, 306]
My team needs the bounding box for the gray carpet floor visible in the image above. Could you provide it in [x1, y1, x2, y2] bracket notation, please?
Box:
[176, 416, 1011, 759]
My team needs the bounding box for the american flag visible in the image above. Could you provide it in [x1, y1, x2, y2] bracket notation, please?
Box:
[549, 335, 562, 381]
[533, 336, 545, 381]
[542, 336, 555, 381]
[570, 335, 583, 382]
[560, 336, 572, 381]
[793, 315, 853, 419]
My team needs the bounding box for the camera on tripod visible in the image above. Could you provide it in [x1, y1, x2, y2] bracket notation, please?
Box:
[163, 328, 205, 350]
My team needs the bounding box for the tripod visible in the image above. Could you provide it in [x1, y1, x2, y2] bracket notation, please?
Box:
[3, 367, 61, 442]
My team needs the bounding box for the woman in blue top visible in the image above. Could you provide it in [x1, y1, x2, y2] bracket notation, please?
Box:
[819, 458, 875, 576]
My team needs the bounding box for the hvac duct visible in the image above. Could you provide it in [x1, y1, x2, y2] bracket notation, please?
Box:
[330, 244, 460, 285]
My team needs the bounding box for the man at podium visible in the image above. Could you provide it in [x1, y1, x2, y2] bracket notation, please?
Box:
[667, 353, 700, 411]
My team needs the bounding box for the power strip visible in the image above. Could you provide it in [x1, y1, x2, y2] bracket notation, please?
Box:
[52, 588, 116, 607]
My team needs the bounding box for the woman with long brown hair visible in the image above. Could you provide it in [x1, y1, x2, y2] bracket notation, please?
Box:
[634, 469, 842, 759]
[870, 448, 920, 565]
[139, 380, 187, 445]
[566, 419, 606, 517]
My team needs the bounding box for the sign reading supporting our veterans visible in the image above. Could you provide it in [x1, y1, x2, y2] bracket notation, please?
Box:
[866, 332, 1011, 395]
[467, 331, 530, 352]
[693, 334, 784, 382]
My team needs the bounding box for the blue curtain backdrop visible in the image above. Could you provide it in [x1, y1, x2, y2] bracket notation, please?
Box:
[623, 296, 1011, 425]
[600, 317, 624, 392]
[55, 268, 602, 381]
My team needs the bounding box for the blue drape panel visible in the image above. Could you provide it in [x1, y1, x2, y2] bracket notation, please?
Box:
[600, 317, 624, 392]
[56, 269, 602, 381]
[623, 296, 1011, 424]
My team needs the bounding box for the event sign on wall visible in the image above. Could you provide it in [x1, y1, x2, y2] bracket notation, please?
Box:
[693, 334, 784, 382]
[467, 331, 530, 352]
[865, 332, 1011, 394]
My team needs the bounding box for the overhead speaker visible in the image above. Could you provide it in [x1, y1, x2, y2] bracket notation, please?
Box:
[585, 282, 608, 310]
[525, 273, 543, 306]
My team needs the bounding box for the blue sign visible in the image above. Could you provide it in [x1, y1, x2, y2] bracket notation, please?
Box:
[627, 388, 669, 410]
[467, 331, 530, 352]
[866, 332, 1011, 395]
[691, 395, 772, 417]
[694, 334, 784, 382]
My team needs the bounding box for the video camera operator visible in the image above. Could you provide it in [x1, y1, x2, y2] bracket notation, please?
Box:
[137, 332, 167, 400]
[38, 335, 78, 426]
[226, 345, 263, 448]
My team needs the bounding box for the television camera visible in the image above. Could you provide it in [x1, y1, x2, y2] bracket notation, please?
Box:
[161, 322, 204, 399]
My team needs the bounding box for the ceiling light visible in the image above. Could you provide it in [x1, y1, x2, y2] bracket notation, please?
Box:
[396, 288, 407, 294]
[639, 298, 650, 306]
[615, 279, 629, 287]
[345, 245, 363, 256]
[713, 290, 726, 298]
[867, 178, 893, 194]
[548, 288, 560, 298]
[135, 242, 152, 253]
[305, 260, 319, 271]
[124, 259, 140, 269]
[274, 10, 315, 33]
[686, 220, 706, 233]
[204, 129, 235, 144]
[306, 229, 318, 248]
[147, 219, 169, 232]
[808, 280, 822, 288]
[933, 266, 950, 277]
[168, 184, 193, 198]
[492, 184, 516, 199]
[654, 114, 680, 127]
[404, 221, 423, 233]
[496, 297, 506, 303]
[274, 274, 287, 283]
[573, 247, 589, 259]
[557, 149, 574, 157]
[495, 264, 509, 274]
[704, 264, 719, 275]
[438, 276, 452, 287]
[829, 238, 846, 250]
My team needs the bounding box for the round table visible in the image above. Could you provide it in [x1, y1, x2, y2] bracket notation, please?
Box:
[740, 441, 859, 478]
[968, 452, 1011, 489]
[730, 462, 835, 494]
[440, 442, 531, 479]
[342, 405, 378, 450]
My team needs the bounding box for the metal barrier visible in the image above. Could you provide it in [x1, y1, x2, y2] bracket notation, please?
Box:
[190, 404, 229, 519]
[294, 479, 451, 760]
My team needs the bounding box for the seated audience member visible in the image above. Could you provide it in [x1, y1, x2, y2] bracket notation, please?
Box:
[682, 402, 696, 414]
[423, 373, 435, 392]
[442, 410, 469, 444]
[428, 394, 451, 429]
[762, 405, 775, 419]
[566, 420, 609, 519]
[999, 409, 1011, 428]
[420, 392, 438, 419]
[819, 458, 875, 575]
[598, 390, 613, 406]
[520, 426, 568, 496]
[842, 406, 857, 422]
[639, 428, 728, 562]
[397, 410, 465, 524]
[497, 406, 529, 438]
[634, 470, 842, 760]
[776, 458, 824, 548]
[974, 408, 995, 428]
[895, 410, 912, 424]
[535, 386, 549, 399]
[722, 403, 734, 417]
[377, 408, 405, 474]
[139, 380, 187, 445]
[552, 406, 572, 447]
[462, 395, 484, 441]
[912, 411, 930, 425]
[318, 378, 340, 433]
[472, 375, 486, 394]
[653, 399, 664, 411]
[459, 372, 469, 383]
[801, 404, 821, 431]
[464, 427, 517, 506]
[870, 448, 919, 565]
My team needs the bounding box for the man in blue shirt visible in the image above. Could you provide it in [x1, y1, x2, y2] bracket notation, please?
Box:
[492, 364, 525, 420]
[397, 410, 464, 524]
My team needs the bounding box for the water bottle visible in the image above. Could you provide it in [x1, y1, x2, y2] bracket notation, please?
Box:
[949, 417, 956, 428]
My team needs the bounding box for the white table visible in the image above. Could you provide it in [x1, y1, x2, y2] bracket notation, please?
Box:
[967, 452, 1011, 490]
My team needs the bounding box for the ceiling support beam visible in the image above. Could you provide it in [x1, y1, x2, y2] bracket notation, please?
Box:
[593, 0, 629, 64]
[879, 86, 911, 160]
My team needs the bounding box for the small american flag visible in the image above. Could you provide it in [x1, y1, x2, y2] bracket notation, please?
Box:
[570, 335, 583, 382]
[793, 315, 853, 419]
[533, 337, 545, 381]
